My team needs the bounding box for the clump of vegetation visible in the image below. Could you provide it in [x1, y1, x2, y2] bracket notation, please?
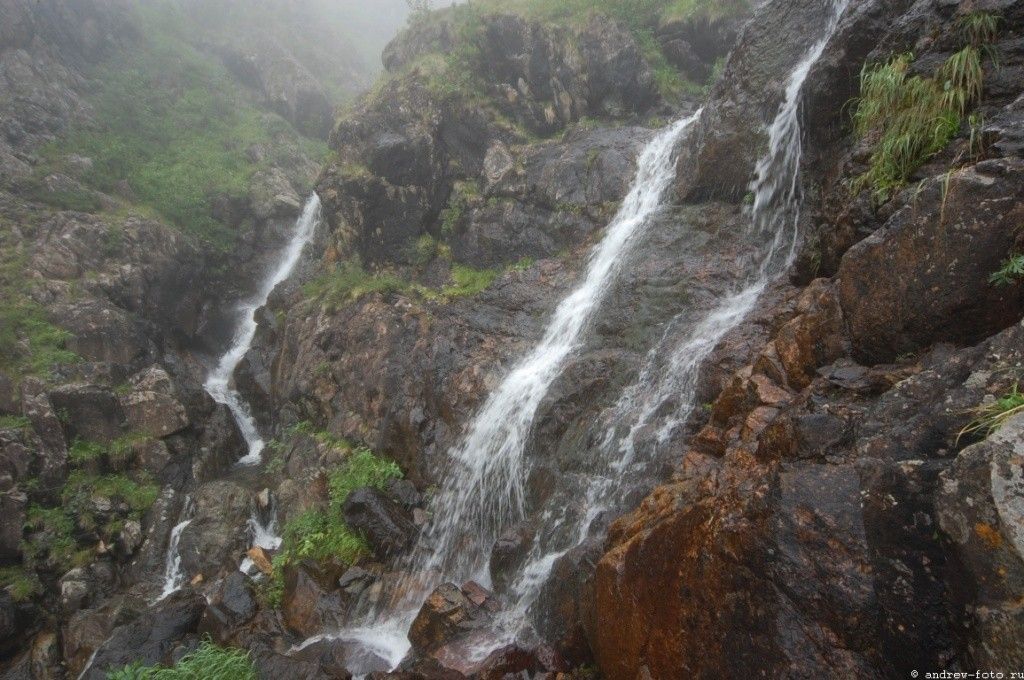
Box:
[407, 234, 453, 266]
[443, 265, 499, 297]
[107, 640, 257, 680]
[302, 259, 407, 309]
[440, 182, 479, 236]
[0, 415, 30, 431]
[852, 11, 1000, 202]
[263, 441, 402, 607]
[990, 255, 1024, 286]
[0, 566, 42, 603]
[959, 384, 1024, 444]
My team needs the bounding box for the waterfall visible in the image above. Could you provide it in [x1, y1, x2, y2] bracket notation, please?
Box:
[156, 495, 193, 601]
[240, 495, 283, 577]
[414, 111, 702, 583]
[497, 0, 853, 634]
[297, 0, 851, 668]
[204, 193, 322, 465]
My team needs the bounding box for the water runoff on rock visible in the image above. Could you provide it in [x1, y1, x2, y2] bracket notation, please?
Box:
[204, 193, 322, 466]
[309, 0, 851, 667]
[156, 495, 193, 601]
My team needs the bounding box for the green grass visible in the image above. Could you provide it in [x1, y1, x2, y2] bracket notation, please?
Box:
[0, 566, 42, 602]
[852, 52, 972, 202]
[42, 3, 325, 250]
[302, 259, 408, 309]
[0, 415, 30, 430]
[264, 444, 401, 607]
[107, 640, 257, 680]
[443, 265, 499, 298]
[851, 11, 999, 203]
[959, 384, 1024, 444]
[957, 11, 1001, 48]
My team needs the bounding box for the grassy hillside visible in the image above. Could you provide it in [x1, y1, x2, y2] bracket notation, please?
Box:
[37, 2, 326, 250]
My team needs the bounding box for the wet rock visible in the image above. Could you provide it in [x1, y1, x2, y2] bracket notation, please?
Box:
[489, 523, 535, 593]
[407, 582, 495, 657]
[281, 565, 346, 638]
[937, 413, 1024, 669]
[177, 481, 251, 579]
[838, 159, 1024, 363]
[337, 565, 375, 598]
[119, 367, 190, 439]
[0, 488, 26, 562]
[19, 381, 67, 492]
[342, 487, 417, 560]
[58, 568, 92, 613]
[47, 383, 124, 444]
[79, 590, 205, 679]
[386, 479, 423, 510]
[289, 638, 358, 679]
[0, 372, 17, 415]
[199, 572, 257, 643]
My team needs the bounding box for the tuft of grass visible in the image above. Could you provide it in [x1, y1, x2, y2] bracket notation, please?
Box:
[990, 255, 1024, 287]
[957, 11, 1001, 48]
[0, 566, 42, 602]
[937, 46, 984, 116]
[327, 447, 404, 514]
[0, 415, 30, 430]
[107, 640, 257, 680]
[852, 54, 965, 202]
[303, 259, 408, 309]
[958, 384, 1024, 445]
[443, 265, 499, 298]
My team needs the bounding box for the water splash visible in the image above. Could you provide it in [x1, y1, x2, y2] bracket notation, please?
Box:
[156, 495, 193, 601]
[205, 194, 322, 465]
[493, 0, 853, 648]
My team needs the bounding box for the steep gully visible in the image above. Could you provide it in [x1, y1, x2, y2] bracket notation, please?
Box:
[156, 0, 850, 666]
[157, 195, 323, 597]
[283, 0, 854, 671]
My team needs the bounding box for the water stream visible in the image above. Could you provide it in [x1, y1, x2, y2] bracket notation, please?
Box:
[154, 195, 319, 600]
[326, 0, 851, 670]
[205, 193, 322, 466]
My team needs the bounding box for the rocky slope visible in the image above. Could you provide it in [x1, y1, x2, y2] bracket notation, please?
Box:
[4, 0, 1024, 678]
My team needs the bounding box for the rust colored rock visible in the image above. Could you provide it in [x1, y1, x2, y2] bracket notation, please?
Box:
[247, 546, 273, 575]
[407, 582, 493, 657]
[281, 566, 346, 638]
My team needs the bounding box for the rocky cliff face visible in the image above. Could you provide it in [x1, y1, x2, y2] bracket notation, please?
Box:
[4, 0, 1024, 678]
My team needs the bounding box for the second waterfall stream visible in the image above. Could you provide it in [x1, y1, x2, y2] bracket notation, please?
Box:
[315, 0, 853, 672]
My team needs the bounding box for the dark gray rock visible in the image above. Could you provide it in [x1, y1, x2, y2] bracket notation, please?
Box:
[342, 487, 417, 561]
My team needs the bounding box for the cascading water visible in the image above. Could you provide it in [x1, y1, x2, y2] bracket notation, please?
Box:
[205, 193, 322, 465]
[156, 495, 193, 601]
[152, 196, 319, 602]
[302, 0, 850, 669]
[499, 0, 853, 638]
[319, 112, 703, 668]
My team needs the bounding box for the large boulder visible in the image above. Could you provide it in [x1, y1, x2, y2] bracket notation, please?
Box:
[937, 413, 1024, 669]
[341, 487, 417, 561]
[837, 159, 1024, 363]
[118, 367, 190, 439]
[79, 590, 205, 679]
[176, 481, 251, 580]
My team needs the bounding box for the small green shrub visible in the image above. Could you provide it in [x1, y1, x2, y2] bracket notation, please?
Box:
[264, 446, 402, 607]
[107, 640, 257, 680]
[991, 255, 1024, 286]
[23, 505, 84, 573]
